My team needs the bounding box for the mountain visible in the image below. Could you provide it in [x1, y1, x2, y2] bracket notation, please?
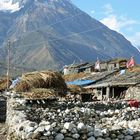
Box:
[0, 0, 140, 75]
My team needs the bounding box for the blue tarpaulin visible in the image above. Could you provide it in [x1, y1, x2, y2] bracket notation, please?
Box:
[67, 79, 95, 86]
[10, 77, 21, 89]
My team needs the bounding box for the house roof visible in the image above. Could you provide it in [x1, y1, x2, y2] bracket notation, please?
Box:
[66, 70, 118, 87]
[85, 71, 140, 88]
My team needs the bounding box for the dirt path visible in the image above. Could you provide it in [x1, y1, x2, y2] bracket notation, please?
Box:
[0, 123, 8, 140]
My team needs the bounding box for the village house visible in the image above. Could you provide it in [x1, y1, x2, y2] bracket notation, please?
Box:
[63, 58, 127, 75]
[107, 58, 127, 71]
[63, 62, 94, 75]
[84, 71, 140, 101]
[99, 58, 127, 72]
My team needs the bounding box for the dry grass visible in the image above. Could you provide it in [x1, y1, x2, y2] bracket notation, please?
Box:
[63, 72, 89, 82]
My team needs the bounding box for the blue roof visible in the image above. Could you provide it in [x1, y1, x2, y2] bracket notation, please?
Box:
[67, 79, 95, 86]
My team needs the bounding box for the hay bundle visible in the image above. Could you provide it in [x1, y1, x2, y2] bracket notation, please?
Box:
[40, 71, 67, 90]
[0, 77, 11, 92]
[13, 71, 67, 97]
[13, 80, 30, 92]
[22, 72, 46, 89]
[67, 85, 87, 94]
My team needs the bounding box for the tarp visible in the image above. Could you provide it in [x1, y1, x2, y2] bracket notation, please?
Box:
[67, 79, 95, 86]
[10, 77, 21, 89]
[119, 69, 126, 75]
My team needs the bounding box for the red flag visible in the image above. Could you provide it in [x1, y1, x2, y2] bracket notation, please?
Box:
[126, 57, 135, 68]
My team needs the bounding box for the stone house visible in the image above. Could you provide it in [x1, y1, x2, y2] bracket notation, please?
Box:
[107, 58, 127, 71]
[63, 62, 94, 75]
[85, 71, 140, 101]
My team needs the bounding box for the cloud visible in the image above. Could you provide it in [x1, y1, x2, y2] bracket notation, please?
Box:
[91, 10, 95, 14]
[103, 3, 113, 15]
[127, 32, 140, 47]
[100, 4, 138, 32]
[0, 0, 21, 12]
[100, 15, 119, 31]
[100, 15, 137, 32]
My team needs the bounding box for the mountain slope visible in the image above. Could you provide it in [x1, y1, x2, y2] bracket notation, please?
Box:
[0, 0, 140, 74]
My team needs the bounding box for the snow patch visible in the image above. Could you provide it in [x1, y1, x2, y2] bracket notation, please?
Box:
[0, 0, 22, 13]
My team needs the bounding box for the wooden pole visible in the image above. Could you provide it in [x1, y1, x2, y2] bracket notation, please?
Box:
[6, 40, 10, 91]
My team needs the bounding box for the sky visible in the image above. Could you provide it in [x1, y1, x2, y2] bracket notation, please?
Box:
[71, 0, 140, 49]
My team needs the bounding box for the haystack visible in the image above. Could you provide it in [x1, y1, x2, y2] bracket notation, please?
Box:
[0, 77, 11, 92]
[13, 71, 67, 99]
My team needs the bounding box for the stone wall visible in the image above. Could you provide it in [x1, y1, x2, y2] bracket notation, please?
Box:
[0, 96, 6, 122]
[6, 94, 140, 140]
[125, 86, 140, 101]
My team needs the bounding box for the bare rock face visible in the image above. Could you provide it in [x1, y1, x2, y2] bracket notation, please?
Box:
[125, 85, 140, 101]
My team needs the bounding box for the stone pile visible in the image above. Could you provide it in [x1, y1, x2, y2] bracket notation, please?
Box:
[7, 96, 140, 140]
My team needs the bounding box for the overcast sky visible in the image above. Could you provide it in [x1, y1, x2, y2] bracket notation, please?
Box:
[71, 0, 140, 48]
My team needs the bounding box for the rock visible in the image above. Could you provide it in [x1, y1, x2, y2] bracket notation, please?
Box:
[64, 122, 74, 131]
[55, 133, 64, 140]
[87, 125, 94, 132]
[135, 137, 140, 140]
[124, 135, 133, 140]
[77, 123, 85, 131]
[32, 132, 41, 139]
[25, 126, 35, 133]
[39, 121, 50, 126]
[105, 138, 111, 140]
[93, 128, 102, 137]
[51, 122, 57, 128]
[97, 138, 105, 140]
[65, 109, 70, 114]
[45, 125, 52, 131]
[29, 122, 37, 127]
[61, 129, 67, 134]
[34, 126, 45, 133]
[117, 134, 124, 139]
[72, 134, 80, 139]
[44, 131, 51, 136]
[64, 137, 75, 140]
[71, 128, 77, 134]
[87, 136, 96, 140]
[126, 129, 134, 135]
[88, 132, 94, 137]
[110, 133, 117, 139]
[111, 125, 122, 131]
[40, 136, 49, 140]
[26, 132, 33, 139]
